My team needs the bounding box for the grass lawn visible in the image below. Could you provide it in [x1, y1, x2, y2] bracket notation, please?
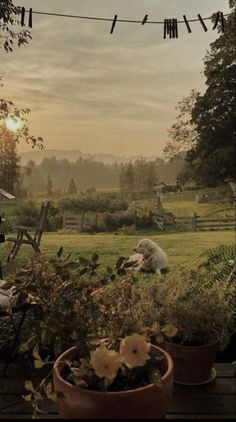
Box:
[162, 199, 214, 217]
[1, 230, 234, 273]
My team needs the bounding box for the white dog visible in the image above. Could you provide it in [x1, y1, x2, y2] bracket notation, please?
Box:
[124, 238, 168, 275]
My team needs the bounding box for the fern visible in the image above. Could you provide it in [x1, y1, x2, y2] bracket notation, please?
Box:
[204, 182, 236, 218]
[182, 243, 236, 302]
[203, 204, 235, 218]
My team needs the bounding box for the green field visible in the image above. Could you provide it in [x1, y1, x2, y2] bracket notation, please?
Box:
[1, 230, 234, 273]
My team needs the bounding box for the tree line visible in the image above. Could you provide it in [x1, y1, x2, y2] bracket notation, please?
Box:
[19, 155, 184, 197]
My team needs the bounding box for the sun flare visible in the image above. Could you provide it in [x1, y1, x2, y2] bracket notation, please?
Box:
[5, 117, 22, 132]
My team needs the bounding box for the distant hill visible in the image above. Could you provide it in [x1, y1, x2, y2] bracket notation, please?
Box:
[20, 150, 160, 165]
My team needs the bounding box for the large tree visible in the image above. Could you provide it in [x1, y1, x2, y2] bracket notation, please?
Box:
[0, 0, 43, 193]
[165, 2, 236, 187]
[187, 3, 236, 186]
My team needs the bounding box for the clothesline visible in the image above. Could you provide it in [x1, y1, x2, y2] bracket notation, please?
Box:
[22, 9, 230, 25]
[0, 5, 230, 38]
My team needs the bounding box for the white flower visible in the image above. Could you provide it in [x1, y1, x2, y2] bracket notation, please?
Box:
[119, 334, 151, 369]
[90, 344, 121, 379]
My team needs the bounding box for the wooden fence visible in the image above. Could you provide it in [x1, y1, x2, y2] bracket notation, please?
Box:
[63, 213, 82, 232]
[192, 213, 235, 232]
[63, 211, 235, 233]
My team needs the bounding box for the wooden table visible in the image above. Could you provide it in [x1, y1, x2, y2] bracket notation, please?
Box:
[0, 363, 235, 419]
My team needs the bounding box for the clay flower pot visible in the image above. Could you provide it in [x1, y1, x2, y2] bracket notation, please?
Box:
[53, 345, 174, 419]
[163, 338, 220, 385]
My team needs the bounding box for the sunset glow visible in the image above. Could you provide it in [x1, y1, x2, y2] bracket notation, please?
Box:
[5, 117, 22, 132]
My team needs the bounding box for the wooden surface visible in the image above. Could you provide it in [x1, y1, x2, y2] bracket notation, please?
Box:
[0, 363, 235, 419]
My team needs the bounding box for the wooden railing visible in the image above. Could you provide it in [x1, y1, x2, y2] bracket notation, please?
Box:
[63, 213, 82, 232]
[192, 213, 235, 232]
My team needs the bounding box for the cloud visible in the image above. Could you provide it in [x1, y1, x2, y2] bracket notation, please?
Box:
[1, 0, 230, 156]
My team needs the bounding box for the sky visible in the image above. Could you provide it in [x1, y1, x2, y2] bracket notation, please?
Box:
[0, 0, 230, 157]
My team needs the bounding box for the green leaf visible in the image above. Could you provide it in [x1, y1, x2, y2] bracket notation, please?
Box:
[106, 266, 113, 275]
[116, 256, 126, 269]
[117, 268, 126, 276]
[22, 393, 32, 402]
[32, 345, 41, 361]
[79, 267, 88, 276]
[19, 335, 37, 353]
[25, 381, 34, 392]
[64, 261, 80, 269]
[92, 252, 99, 263]
[79, 257, 91, 266]
[155, 334, 164, 344]
[161, 323, 178, 338]
[57, 247, 63, 258]
[34, 360, 45, 369]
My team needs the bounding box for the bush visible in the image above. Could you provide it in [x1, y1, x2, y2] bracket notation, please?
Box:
[9, 201, 63, 233]
[136, 214, 153, 229]
[60, 193, 128, 214]
[13, 201, 40, 228]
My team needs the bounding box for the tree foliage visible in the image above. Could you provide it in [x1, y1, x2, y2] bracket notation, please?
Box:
[164, 90, 199, 160]
[0, 100, 43, 148]
[0, 0, 32, 52]
[166, 4, 236, 187]
[119, 159, 159, 191]
[67, 176, 78, 196]
[0, 131, 19, 193]
[187, 7, 236, 186]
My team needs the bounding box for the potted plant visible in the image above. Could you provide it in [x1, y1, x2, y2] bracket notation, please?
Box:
[16, 252, 177, 418]
[53, 335, 174, 419]
[137, 261, 236, 385]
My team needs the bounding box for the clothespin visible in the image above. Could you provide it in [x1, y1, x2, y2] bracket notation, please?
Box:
[172, 18, 178, 38]
[142, 14, 148, 25]
[164, 18, 178, 39]
[21, 6, 25, 26]
[198, 14, 208, 32]
[183, 15, 192, 33]
[110, 15, 117, 34]
[164, 19, 167, 39]
[28, 8, 33, 28]
[213, 12, 224, 33]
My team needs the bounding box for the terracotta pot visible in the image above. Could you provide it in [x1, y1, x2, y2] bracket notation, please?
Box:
[53, 345, 174, 419]
[163, 338, 220, 385]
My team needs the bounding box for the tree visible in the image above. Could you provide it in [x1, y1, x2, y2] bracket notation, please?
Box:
[67, 176, 78, 196]
[145, 161, 158, 190]
[165, 2, 236, 187]
[46, 175, 53, 197]
[0, 100, 43, 149]
[186, 5, 236, 186]
[0, 131, 19, 193]
[0, 100, 43, 194]
[0, 0, 32, 52]
[164, 90, 199, 160]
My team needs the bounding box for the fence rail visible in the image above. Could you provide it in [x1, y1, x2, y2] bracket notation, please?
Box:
[192, 213, 235, 232]
[63, 213, 81, 231]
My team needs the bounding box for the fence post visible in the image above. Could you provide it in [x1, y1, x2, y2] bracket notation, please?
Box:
[134, 210, 137, 228]
[80, 211, 85, 232]
[192, 212, 197, 232]
[94, 213, 98, 230]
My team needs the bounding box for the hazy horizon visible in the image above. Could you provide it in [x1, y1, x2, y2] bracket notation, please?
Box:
[1, 0, 230, 157]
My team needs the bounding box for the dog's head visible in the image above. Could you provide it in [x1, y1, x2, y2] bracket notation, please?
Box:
[133, 239, 158, 258]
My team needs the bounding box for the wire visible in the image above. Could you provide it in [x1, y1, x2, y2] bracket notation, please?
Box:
[22, 9, 230, 25]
